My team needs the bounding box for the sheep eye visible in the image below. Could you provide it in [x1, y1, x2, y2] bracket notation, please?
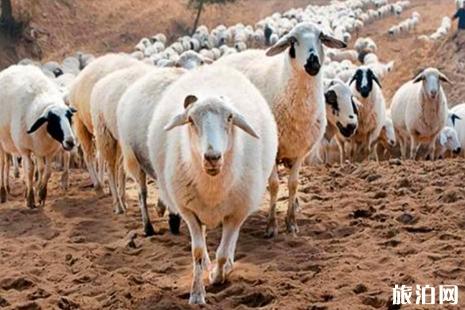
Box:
[200, 61, 204, 65]
[227, 114, 233, 122]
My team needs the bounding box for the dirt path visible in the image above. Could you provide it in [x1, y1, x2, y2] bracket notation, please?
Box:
[1, 1, 464, 309]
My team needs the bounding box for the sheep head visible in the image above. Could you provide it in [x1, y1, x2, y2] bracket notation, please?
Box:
[265, 22, 346, 77]
[164, 95, 259, 176]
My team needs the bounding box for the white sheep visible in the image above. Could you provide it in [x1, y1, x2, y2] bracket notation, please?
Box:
[147, 65, 277, 305]
[118, 67, 186, 236]
[391, 68, 450, 159]
[435, 126, 461, 158]
[217, 22, 346, 237]
[349, 66, 386, 161]
[0, 65, 76, 208]
[90, 62, 152, 214]
[68, 53, 139, 194]
[449, 103, 465, 156]
[375, 115, 397, 161]
[322, 79, 360, 164]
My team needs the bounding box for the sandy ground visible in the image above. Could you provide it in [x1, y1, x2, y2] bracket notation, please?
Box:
[1, 0, 465, 309]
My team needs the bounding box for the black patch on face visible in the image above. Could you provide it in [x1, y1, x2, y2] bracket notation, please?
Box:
[289, 42, 296, 59]
[46, 112, 65, 143]
[351, 97, 358, 115]
[350, 69, 380, 98]
[325, 90, 339, 114]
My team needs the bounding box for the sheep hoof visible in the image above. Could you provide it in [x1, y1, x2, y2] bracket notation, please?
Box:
[61, 174, 69, 190]
[38, 186, 47, 205]
[210, 258, 232, 285]
[285, 217, 299, 236]
[114, 207, 125, 215]
[27, 191, 36, 209]
[169, 213, 181, 235]
[144, 223, 156, 237]
[94, 184, 105, 198]
[188, 292, 206, 305]
[264, 218, 278, 239]
[0, 187, 7, 203]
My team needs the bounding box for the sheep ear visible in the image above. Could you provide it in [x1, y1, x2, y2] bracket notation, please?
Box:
[27, 116, 48, 134]
[164, 113, 189, 131]
[451, 113, 461, 126]
[266, 35, 295, 57]
[232, 113, 260, 139]
[349, 75, 357, 86]
[372, 73, 382, 89]
[439, 132, 447, 146]
[439, 72, 453, 85]
[184, 95, 198, 109]
[320, 32, 347, 49]
[413, 74, 424, 83]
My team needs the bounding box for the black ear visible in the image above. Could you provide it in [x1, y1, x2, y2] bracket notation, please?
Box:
[349, 73, 357, 86]
[451, 113, 461, 126]
[325, 90, 338, 112]
[351, 98, 359, 115]
[370, 70, 382, 89]
[27, 116, 48, 134]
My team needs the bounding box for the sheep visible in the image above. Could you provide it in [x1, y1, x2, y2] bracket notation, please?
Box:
[118, 67, 185, 236]
[327, 49, 358, 62]
[0, 65, 76, 208]
[90, 62, 152, 214]
[217, 22, 346, 237]
[449, 103, 465, 156]
[435, 126, 461, 158]
[323, 79, 360, 164]
[375, 115, 397, 160]
[177, 51, 213, 69]
[147, 65, 277, 305]
[68, 53, 140, 194]
[391, 68, 451, 160]
[348, 66, 386, 161]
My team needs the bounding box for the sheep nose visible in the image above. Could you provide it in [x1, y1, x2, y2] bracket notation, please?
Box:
[64, 139, 75, 150]
[305, 53, 321, 76]
[349, 114, 356, 120]
[430, 90, 438, 99]
[204, 152, 221, 165]
[454, 147, 462, 154]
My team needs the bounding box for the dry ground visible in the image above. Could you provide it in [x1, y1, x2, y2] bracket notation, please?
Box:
[1, 0, 465, 309]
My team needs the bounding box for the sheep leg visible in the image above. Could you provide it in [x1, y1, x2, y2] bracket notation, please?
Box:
[35, 157, 45, 189]
[0, 151, 6, 203]
[123, 150, 155, 236]
[38, 157, 52, 207]
[286, 158, 303, 236]
[3, 153, 10, 195]
[24, 155, 36, 209]
[426, 140, 436, 161]
[265, 165, 279, 238]
[210, 216, 243, 285]
[137, 171, 156, 236]
[117, 153, 127, 209]
[61, 151, 70, 190]
[335, 137, 345, 165]
[107, 153, 125, 214]
[13, 156, 20, 178]
[184, 210, 208, 305]
[74, 117, 103, 195]
[410, 138, 420, 160]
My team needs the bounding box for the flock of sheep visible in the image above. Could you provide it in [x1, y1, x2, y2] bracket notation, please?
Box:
[0, 0, 462, 305]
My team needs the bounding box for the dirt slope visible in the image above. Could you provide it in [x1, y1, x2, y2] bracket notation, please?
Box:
[1, 0, 465, 309]
[0, 0, 321, 68]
